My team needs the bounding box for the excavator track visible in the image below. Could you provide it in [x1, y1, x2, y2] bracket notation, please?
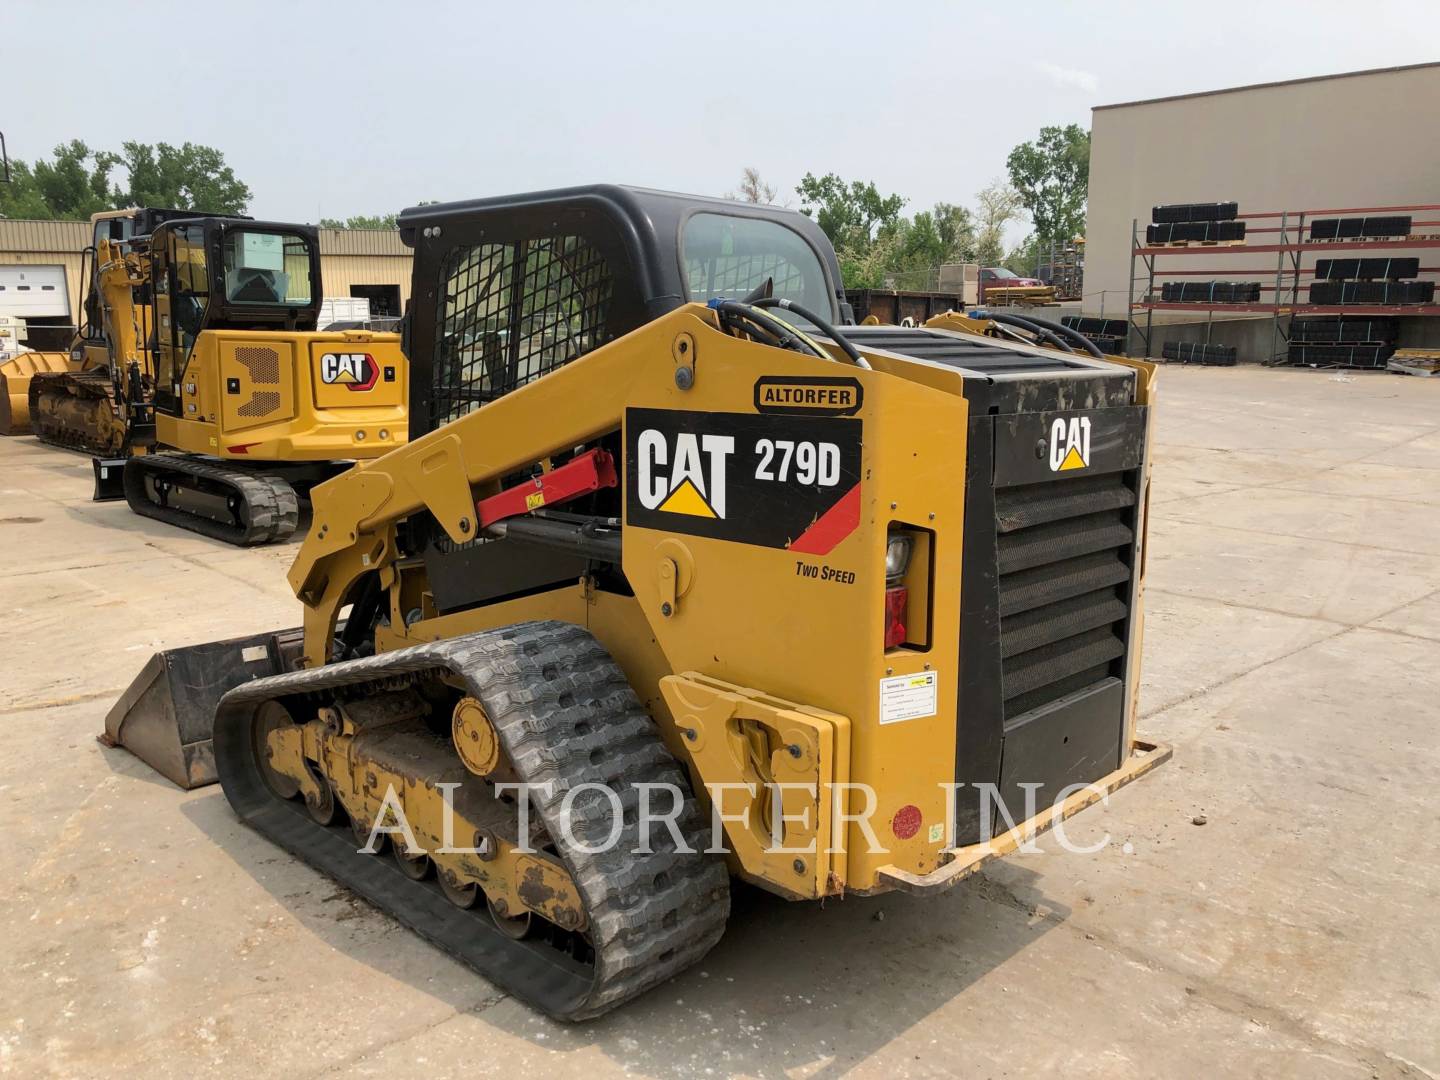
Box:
[28, 369, 127, 456]
[212, 621, 730, 1020]
[122, 455, 300, 545]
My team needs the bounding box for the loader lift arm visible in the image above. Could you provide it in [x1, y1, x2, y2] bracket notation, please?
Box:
[289, 305, 726, 667]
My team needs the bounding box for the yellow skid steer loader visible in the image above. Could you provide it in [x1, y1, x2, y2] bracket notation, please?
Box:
[107, 186, 1166, 1019]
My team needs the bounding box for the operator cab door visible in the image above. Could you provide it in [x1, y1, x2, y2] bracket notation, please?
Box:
[154, 222, 210, 421]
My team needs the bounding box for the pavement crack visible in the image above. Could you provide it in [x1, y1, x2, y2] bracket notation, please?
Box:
[1140, 622, 1354, 723]
[140, 540, 291, 598]
[1154, 516, 1440, 559]
[307, 990, 509, 1077]
[1071, 916, 1425, 1076]
[1145, 586, 1353, 627]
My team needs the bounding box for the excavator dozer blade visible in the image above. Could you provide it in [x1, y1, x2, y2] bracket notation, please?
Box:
[102, 627, 304, 789]
[92, 457, 127, 501]
[0, 351, 71, 436]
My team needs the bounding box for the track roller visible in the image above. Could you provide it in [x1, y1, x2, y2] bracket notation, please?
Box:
[213, 621, 731, 1020]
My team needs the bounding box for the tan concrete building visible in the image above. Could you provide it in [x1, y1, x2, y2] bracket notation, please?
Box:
[1085, 62, 1440, 356]
[0, 219, 413, 347]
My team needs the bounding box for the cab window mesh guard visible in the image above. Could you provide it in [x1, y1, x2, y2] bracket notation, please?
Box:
[431, 234, 614, 428]
[685, 253, 807, 303]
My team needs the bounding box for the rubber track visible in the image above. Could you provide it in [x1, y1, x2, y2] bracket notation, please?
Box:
[123, 455, 299, 545]
[213, 621, 731, 1020]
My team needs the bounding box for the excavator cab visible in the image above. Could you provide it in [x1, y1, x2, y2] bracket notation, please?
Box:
[147, 217, 322, 428]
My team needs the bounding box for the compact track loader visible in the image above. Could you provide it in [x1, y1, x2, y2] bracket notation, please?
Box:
[107, 186, 1166, 1019]
[32, 211, 408, 543]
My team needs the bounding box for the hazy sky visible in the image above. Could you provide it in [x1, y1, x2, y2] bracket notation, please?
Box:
[5, 1, 1437, 233]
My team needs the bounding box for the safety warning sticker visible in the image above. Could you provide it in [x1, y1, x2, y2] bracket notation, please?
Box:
[878, 671, 938, 725]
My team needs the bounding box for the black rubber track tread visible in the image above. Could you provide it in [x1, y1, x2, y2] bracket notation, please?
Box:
[123, 455, 300, 545]
[212, 621, 730, 1021]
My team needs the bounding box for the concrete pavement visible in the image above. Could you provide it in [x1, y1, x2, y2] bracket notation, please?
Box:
[2, 365, 1438, 1078]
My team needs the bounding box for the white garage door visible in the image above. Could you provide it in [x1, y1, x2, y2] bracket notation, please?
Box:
[0, 266, 71, 318]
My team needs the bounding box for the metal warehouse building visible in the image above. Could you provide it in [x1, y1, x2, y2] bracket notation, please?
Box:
[1085, 62, 1440, 359]
[0, 219, 413, 348]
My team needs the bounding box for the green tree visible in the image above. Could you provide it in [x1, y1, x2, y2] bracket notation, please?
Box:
[1005, 124, 1089, 249]
[795, 173, 908, 288]
[117, 142, 250, 213]
[932, 202, 977, 264]
[1002, 233, 1042, 277]
[885, 203, 978, 290]
[974, 180, 1023, 267]
[837, 227, 903, 289]
[0, 140, 119, 219]
[795, 172, 906, 247]
[0, 139, 250, 219]
[320, 212, 399, 230]
[320, 201, 438, 229]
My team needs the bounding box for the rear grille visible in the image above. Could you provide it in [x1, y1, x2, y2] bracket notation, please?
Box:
[996, 472, 1137, 719]
[236, 346, 281, 384]
[238, 392, 281, 418]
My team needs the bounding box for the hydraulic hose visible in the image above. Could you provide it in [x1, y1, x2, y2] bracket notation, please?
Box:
[980, 311, 1073, 353]
[988, 310, 1105, 358]
[751, 297, 872, 370]
[710, 300, 827, 360]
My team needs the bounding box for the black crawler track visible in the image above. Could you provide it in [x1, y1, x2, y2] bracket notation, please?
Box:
[213, 621, 731, 1020]
[123, 455, 300, 545]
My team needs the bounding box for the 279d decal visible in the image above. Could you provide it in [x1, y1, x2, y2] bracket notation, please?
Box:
[625, 407, 862, 554]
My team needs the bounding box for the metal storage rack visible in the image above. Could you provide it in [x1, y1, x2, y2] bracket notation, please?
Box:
[1127, 202, 1440, 362]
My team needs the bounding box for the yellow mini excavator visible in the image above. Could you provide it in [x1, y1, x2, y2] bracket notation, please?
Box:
[33, 211, 408, 543]
[107, 186, 1166, 1019]
[1, 209, 183, 439]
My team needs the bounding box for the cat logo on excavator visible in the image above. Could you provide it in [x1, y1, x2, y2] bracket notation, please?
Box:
[320, 352, 378, 391]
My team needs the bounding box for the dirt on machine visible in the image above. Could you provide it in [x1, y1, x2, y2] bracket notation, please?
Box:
[20, 207, 409, 544]
[107, 185, 1167, 1020]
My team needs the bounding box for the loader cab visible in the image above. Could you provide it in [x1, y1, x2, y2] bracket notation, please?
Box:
[150, 218, 321, 417]
[398, 184, 847, 441]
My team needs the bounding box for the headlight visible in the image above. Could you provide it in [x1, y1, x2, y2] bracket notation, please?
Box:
[885, 534, 913, 582]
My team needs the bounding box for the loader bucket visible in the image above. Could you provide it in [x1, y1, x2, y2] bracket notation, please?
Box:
[102, 627, 304, 788]
[0, 351, 71, 435]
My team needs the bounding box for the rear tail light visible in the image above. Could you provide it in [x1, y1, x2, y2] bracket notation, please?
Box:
[884, 529, 915, 650]
[885, 534, 914, 582]
[884, 585, 908, 649]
